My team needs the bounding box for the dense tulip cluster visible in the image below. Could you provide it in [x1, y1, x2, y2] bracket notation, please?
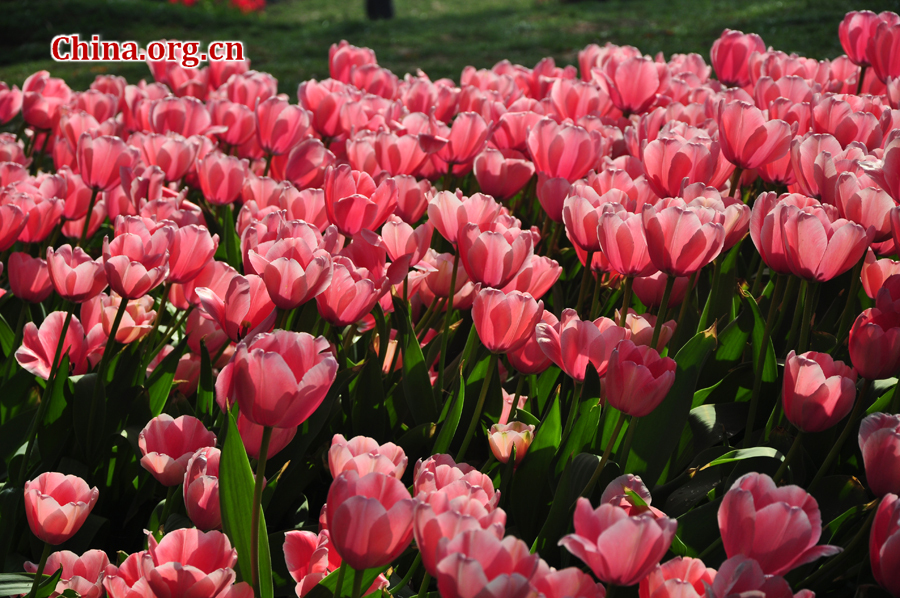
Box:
[2, 11, 900, 598]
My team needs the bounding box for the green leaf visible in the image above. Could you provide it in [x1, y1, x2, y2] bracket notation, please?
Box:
[698, 306, 752, 389]
[701, 447, 784, 468]
[392, 297, 438, 425]
[432, 364, 465, 455]
[676, 498, 722, 558]
[687, 402, 749, 452]
[43, 355, 70, 426]
[146, 339, 187, 417]
[221, 205, 241, 270]
[625, 326, 718, 486]
[35, 566, 64, 598]
[0, 573, 34, 597]
[352, 355, 386, 438]
[198, 342, 215, 418]
[305, 564, 391, 598]
[0, 313, 14, 358]
[740, 288, 778, 425]
[219, 410, 274, 598]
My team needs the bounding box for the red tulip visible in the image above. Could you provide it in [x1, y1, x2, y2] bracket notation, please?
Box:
[24, 549, 114, 598]
[718, 472, 840, 576]
[560, 497, 677, 587]
[780, 203, 869, 282]
[642, 203, 724, 277]
[782, 351, 857, 433]
[716, 101, 792, 171]
[705, 556, 794, 598]
[870, 492, 900, 597]
[859, 413, 900, 497]
[196, 273, 276, 342]
[326, 470, 416, 570]
[639, 557, 716, 598]
[23, 472, 98, 546]
[473, 148, 535, 200]
[710, 29, 765, 87]
[536, 309, 631, 381]
[604, 340, 676, 418]
[139, 414, 216, 487]
[8, 251, 52, 303]
[15, 311, 87, 380]
[434, 529, 539, 598]
[328, 434, 407, 479]
[183, 447, 221, 531]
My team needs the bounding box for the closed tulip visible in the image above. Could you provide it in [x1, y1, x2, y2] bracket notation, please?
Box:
[782, 351, 857, 433]
[604, 339, 676, 418]
[527, 118, 601, 184]
[869, 21, 900, 83]
[531, 563, 606, 598]
[459, 221, 534, 289]
[197, 152, 249, 206]
[638, 557, 716, 598]
[840, 11, 889, 65]
[779, 203, 869, 282]
[8, 252, 52, 303]
[537, 309, 631, 381]
[427, 190, 500, 246]
[183, 447, 221, 531]
[15, 311, 87, 380]
[221, 330, 337, 428]
[473, 148, 535, 200]
[315, 256, 386, 327]
[376, 217, 433, 271]
[0, 82, 22, 124]
[326, 470, 416, 570]
[710, 29, 765, 87]
[196, 273, 276, 342]
[849, 307, 900, 380]
[138, 414, 217, 487]
[24, 472, 99, 545]
[565, 188, 628, 254]
[167, 225, 219, 284]
[323, 165, 397, 237]
[642, 204, 724, 277]
[143, 528, 238, 598]
[76, 133, 139, 191]
[472, 287, 543, 353]
[434, 112, 492, 173]
[870, 493, 900, 597]
[859, 413, 900, 497]
[602, 56, 670, 115]
[862, 249, 900, 299]
[328, 434, 407, 479]
[413, 454, 499, 508]
[508, 310, 558, 375]
[718, 472, 840, 576]
[102, 217, 174, 299]
[705, 556, 794, 598]
[129, 132, 199, 183]
[0, 203, 28, 251]
[435, 529, 539, 598]
[25, 549, 115, 598]
[559, 497, 677, 587]
[597, 207, 656, 278]
[488, 422, 534, 466]
[642, 136, 720, 199]
[716, 101, 792, 171]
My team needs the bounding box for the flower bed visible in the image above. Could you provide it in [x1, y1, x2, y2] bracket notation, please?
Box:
[1, 10, 900, 598]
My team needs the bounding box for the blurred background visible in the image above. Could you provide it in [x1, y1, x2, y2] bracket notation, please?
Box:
[2, 0, 898, 94]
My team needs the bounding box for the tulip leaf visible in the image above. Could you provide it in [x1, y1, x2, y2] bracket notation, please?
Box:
[352, 354, 386, 438]
[146, 339, 187, 417]
[0, 573, 34, 597]
[809, 475, 868, 526]
[701, 446, 783, 468]
[697, 304, 753, 390]
[687, 402, 749, 452]
[42, 355, 70, 426]
[197, 342, 215, 419]
[392, 297, 438, 426]
[625, 326, 718, 486]
[219, 410, 274, 598]
[433, 364, 465, 455]
[0, 313, 13, 358]
[676, 497, 722, 559]
[220, 205, 241, 271]
[307, 564, 390, 598]
[510, 387, 561, 543]
[740, 289, 778, 393]
[698, 239, 743, 332]
[35, 567, 63, 598]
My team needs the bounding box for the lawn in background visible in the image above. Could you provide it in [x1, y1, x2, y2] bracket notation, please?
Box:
[1, 0, 898, 95]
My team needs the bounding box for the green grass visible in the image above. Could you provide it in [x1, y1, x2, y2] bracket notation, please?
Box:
[1, 0, 896, 95]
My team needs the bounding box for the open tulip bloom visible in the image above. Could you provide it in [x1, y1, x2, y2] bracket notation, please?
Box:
[5, 11, 900, 598]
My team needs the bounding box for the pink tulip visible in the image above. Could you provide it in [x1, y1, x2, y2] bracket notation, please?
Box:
[537, 309, 631, 381]
[527, 118, 600, 183]
[323, 165, 398, 236]
[782, 350, 857, 433]
[6, 192, 64, 244]
[532, 562, 606, 598]
[139, 414, 216, 487]
[427, 190, 500, 246]
[316, 256, 386, 327]
[434, 529, 539, 598]
[869, 21, 900, 83]
[255, 97, 311, 156]
[710, 29, 766, 86]
[25, 550, 114, 598]
[500, 254, 561, 301]
[197, 152, 249, 206]
[413, 454, 499, 508]
[434, 112, 492, 173]
[642, 204, 724, 277]
[393, 175, 432, 224]
[284, 531, 331, 598]
[102, 218, 174, 299]
[717, 101, 791, 171]
[859, 413, 900, 497]
[0, 203, 29, 250]
[604, 339, 676, 418]
[209, 99, 256, 148]
[0, 82, 23, 124]
[642, 136, 720, 199]
[183, 447, 221, 531]
[328, 434, 407, 479]
[840, 11, 895, 66]
[237, 413, 297, 460]
[835, 177, 896, 243]
[196, 273, 276, 342]
[601, 474, 666, 519]
[76, 133, 138, 191]
[103, 549, 152, 598]
[24, 472, 98, 545]
[378, 217, 433, 269]
[167, 225, 219, 284]
[791, 134, 845, 200]
[218, 330, 337, 428]
[473, 148, 535, 200]
[862, 249, 900, 299]
[602, 57, 669, 115]
[639, 557, 716, 598]
[488, 422, 534, 466]
[508, 310, 558, 375]
[780, 203, 869, 282]
[704, 556, 794, 598]
[129, 132, 199, 183]
[15, 311, 87, 380]
[102, 294, 156, 344]
[560, 497, 677, 586]
[472, 287, 543, 354]
[718, 472, 840, 576]
[22, 71, 72, 130]
[597, 207, 656, 278]
[632, 272, 692, 308]
[459, 221, 534, 289]
[8, 252, 52, 303]
[870, 492, 900, 597]
[248, 235, 333, 310]
[326, 470, 416, 570]
[849, 306, 900, 381]
[143, 528, 237, 598]
[616, 310, 676, 352]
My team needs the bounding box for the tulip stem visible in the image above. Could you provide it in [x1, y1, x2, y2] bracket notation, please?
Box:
[78, 188, 99, 248]
[149, 306, 193, 358]
[263, 153, 273, 177]
[143, 282, 172, 366]
[616, 416, 637, 466]
[3, 301, 30, 380]
[576, 251, 594, 317]
[728, 167, 743, 200]
[250, 425, 272, 598]
[334, 561, 348, 598]
[856, 64, 868, 96]
[808, 378, 870, 493]
[435, 253, 460, 401]
[743, 273, 786, 449]
[604, 585, 618, 598]
[349, 568, 365, 598]
[618, 277, 633, 327]
[456, 352, 498, 463]
[416, 572, 432, 598]
[86, 297, 129, 458]
[275, 307, 291, 331]
[589, 271, 602, 320]
[510, 375, 525, 422]
[890, 380, 900, 415]
[772, 431, 804, 484]
[650, 275, 676, 350]
[157, 485, 177, 537]
[18, 304, 75, 485]
[785, 279, 807, 357]
[581, 409, 626, 499]
[388, 554, 421, 593]
[414, 295, 441, 337]
[675, 271, 698, 343]
[797, 281, 819, 353]
[562, 382, 583, 442]
[835, 255, 865, 348]
[25, 542, 53, 598]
